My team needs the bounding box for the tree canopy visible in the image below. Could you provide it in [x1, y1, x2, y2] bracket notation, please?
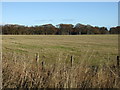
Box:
[1, 23, 119, 35]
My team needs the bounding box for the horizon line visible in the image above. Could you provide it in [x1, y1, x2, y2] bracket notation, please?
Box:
[1, 23, 119, 29]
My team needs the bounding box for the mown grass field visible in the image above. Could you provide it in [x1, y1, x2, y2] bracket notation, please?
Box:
[2, 35, 118, 65]
[2, 35, 120, 88]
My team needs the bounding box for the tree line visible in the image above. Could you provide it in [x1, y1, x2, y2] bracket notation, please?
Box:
[1, 23, 120, 35]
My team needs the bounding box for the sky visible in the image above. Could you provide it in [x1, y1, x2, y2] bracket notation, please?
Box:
[2, 2, 118, 29]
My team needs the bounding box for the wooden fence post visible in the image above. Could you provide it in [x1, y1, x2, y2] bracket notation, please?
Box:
[70, 56, 73, 67]
[41, 55, 45, 71]
[41, 61, 44, 71]
[35, 53, 39, 64]
[117, 56, 119, 67]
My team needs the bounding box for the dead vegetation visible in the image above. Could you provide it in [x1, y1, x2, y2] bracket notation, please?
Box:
[2, 52, 120, 88]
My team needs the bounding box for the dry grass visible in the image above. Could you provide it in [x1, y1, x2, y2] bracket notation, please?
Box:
[2, 35, 120, 88]
[2, 52, 120, 88]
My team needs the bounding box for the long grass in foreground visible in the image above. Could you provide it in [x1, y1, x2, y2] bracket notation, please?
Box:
[2, 52, 120, 88]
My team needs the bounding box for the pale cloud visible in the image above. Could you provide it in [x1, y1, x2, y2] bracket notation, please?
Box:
[62, 19, 76, 22]
[0, 22, 6, 25]
[34, 18, 77, 23]
[35, 19, 53, 22]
